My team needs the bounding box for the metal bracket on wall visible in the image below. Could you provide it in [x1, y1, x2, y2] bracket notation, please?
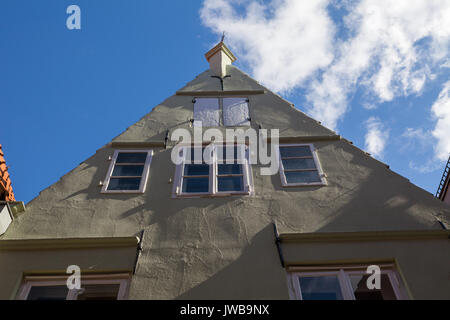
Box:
[211, 75, 231, 91]
[273, 222, 285, 268]
[133, 230, 145, 275]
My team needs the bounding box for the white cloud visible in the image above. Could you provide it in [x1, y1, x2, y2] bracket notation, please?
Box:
[200, 0, 450, 130]
[364, 117, 389, 158]
[200, 0, 335, 93]
[431, 81, 450, 161]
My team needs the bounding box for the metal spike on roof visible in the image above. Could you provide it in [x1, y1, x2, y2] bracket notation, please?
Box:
[436, 155, 450, 199]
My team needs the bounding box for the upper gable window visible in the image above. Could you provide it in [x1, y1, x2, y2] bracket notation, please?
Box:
[193, 98, 220, 127]
[223, 97, 250, 126]
[173, 144, 253, 197]
[278, 144, 326, 186]
[102, 150, 153, 193]
[193, 97, 250, 127]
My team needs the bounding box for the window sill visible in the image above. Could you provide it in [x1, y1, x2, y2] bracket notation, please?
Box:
[100, 190, 145, 194]
[173, 192, 251, 199]
[281, 182, 327, 188]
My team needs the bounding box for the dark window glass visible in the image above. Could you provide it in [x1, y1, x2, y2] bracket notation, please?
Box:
[182, 177, 209, 193]
[299, 276, 343, 300]
[280, 146, 312, 158]
[107, 178, 141, 190]
[116, 153, 147, 164]
[285, 171, 321, 184]
[76, 284, 120, 300]
[282, 158, 316, 170]
[112, 165, 144, 177]
[184, 164, 209, 176]
[27, 286, 68, 300]
[218, 164, 243, 175]
[218, 176, 244, 192]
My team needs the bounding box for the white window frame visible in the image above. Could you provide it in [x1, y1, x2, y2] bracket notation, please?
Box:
[17, 274, 130, 300]
[278, 143, 327, 187]
[101, 149, 153, 194]
[288, 264, 408, 300]
[172, 144, 254, 198]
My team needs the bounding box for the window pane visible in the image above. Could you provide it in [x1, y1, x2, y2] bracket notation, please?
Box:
[184, 164, 209, 176]
[350, 274, 397, 300]
[223, 98, 250, 126]
[194, 98, 220, 127]
[182, 177, 209, 193]
[285, 171, 321, 184]
[217, 145, 243, 162]
[218, 164, 243, 175]
[112, 165, 144, 177]
[186, 147, 207, 164]
[218, 176, 244, 192]
[116, 153, 147, 163]
[107, 178, 141, 190]
[299, 276, 343, 300]
[27, 286, 68, 300]
[280, 146, 312, 158]
[282, 158, 316, 170]
[76, 284, 120, 300]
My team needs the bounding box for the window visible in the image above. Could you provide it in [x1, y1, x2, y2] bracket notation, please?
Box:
[102, 150, 153, 193]
[173, 144, 253, 197]
[289, 265, 408, 300]
[193, 97, 250, 127]
[222, 97, 250, 126]
[17, 274, 130, 300]
[278, 144, 326, 186]
[193, 98, 220, 127]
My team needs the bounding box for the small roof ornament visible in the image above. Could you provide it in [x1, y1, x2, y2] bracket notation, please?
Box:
[204, 36, 236, 78]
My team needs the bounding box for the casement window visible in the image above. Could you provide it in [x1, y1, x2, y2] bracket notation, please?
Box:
[101, 150, 153, 193]
[193, 97, 250, 127]
[278, 144, 326, 186]
[173, 144, 253, 197]
[288, 265, 408, 300]
[17, 274, 130, 300]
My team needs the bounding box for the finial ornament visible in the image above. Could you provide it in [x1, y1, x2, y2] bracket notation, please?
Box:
[221, 31, 225, 43]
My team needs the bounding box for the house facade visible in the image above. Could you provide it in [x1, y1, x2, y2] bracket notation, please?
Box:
[1, 42, 450, 300]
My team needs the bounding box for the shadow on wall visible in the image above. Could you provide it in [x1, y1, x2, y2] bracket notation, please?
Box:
[175, 224, 289, 300]
[312, 141, 450, 232]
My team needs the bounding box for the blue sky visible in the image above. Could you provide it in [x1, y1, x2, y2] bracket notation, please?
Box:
[1, 0, 449, 203]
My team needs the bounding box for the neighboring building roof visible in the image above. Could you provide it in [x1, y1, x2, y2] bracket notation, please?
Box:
[0, 144, 15, 201]
[436, 155, 450, 201]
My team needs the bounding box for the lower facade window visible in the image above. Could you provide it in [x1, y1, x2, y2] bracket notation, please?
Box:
[173, 144, 253, 197]
[288, 264, 408, 300]
[102, 150, 153, 193]
[17, 274, 130, 300]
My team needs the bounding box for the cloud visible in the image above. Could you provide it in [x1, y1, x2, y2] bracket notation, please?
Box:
[364, 117, 389, 158]
[307, 0, 450, 129]
[431, 81, 450, 161]
[200, 0, 450, 130]
[199, 0, 335, 93]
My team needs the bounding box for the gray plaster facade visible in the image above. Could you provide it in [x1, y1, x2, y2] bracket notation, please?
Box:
[1, 44, 450, 300]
